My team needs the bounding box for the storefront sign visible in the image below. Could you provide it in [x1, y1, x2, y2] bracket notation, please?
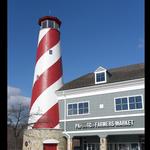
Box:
[75, 120, 134, 129]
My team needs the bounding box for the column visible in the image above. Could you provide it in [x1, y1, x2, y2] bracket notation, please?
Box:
[100, 137, 107, 150]
[67, 138, 73, 150]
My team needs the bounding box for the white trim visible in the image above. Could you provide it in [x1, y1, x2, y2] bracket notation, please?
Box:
[114, 95, 144, 112]
[59, 113, 144, 122]
[63, 128, 144, 134]
[43, 139, 59, 144]
[57, 78, 144, 100]
[67, 101, 90, 116]
[95, 66, 106, 72]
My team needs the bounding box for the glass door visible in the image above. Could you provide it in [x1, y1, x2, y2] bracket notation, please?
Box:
[130, 143, 139, 150]
[118, 144, 129, 150]
[108, 143, 140, 150]
[84, 143, 99, 150]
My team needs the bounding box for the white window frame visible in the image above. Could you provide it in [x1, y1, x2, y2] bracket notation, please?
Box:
[67, 101, 90, 116]
[67, 103, 78, 116]
[114, 94, 144, 112]
[95, 70, 107, 84]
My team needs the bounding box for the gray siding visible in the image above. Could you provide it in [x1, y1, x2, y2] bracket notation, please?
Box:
[58, 88, 144, 137]
[59, 89, 144, 120]
[64, 116, 144, 131]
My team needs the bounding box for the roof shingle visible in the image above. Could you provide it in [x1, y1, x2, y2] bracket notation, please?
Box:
[58, 63, 144, 91]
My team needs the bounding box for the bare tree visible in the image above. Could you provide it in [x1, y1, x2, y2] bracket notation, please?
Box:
[7, 103, 30, 150]
[7, 102, 49, 150]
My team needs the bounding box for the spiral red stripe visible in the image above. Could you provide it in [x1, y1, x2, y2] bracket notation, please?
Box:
[36, 29, 60, 62]
[33, 103, 59, 128]
[28, 16, 63, 129]
[30, 58, 62, 109]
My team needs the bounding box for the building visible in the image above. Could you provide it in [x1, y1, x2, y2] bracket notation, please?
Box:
[23, 15, 144, 150]
[56, 63, 144, 150]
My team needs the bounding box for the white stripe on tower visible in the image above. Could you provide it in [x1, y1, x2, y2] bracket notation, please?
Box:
[28, 16, 63, 129]
[33, 41, 61, 85]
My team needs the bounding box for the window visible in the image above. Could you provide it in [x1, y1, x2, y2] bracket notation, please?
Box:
[115, 95, 143, 112]
[129, 96, 142, 110]
[67, 102, 89, 116]
[94, 66, 107, 84]
[96, 72, 105, 82]
[79, 102, 89, 114]
[41, 20, 59, 30]
[115, 98, 128, 111]
[68, 103, 77, 115]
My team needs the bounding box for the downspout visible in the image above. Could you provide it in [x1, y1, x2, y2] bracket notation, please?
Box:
[62, 91, 71, 150]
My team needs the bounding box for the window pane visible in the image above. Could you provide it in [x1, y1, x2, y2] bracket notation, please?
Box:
[135, 96, 142, 103]
[129, 97, 135, 103]
[101, 75, 105, 81]
[136, 103, 142, 109]
[115, 99, 121, 104]
[84, 108, 88, 113]
[48, 20, 53, 27]
[129, 103, 135, 109]
[68, 103, 77, 115]
[68, 104, 72, 109]
[96, 72, 105, 82]
[68, 110, 72, 115]
[84, 102, 88, 107]
[79, 109, 83, 114]
[116, 105, 121, 110]
[73, 104, 77, 109]
[73, 109, 77, 114]
[79, 103, 83, 108]
[122, 98, 127, 104]
[122, 104, 128, 110]
[41, 21, 47, 28]
[131, 143, 138, 150]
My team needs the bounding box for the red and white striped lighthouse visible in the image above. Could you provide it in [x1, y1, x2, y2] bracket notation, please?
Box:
[28, 16, 63, 129]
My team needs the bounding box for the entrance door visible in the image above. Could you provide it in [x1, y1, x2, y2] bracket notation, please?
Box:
[43, 144, 57, 150]
[130, 143, 139, 150]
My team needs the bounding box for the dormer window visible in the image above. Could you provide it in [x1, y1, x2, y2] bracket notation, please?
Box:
[96, 72, 105, 82]
[95, 66, 107, 84]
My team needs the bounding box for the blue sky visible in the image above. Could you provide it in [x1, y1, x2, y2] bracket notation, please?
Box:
[8, 0, 144, 99]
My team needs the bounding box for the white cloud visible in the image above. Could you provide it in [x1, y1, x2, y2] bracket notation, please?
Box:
[7, 86, 30, 110]
[137, 38, 144, 49]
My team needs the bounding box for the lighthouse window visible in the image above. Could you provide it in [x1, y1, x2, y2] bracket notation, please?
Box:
[41, 21, 47, 28]
[49, 50, 53, 54]
[41, 20, 59, 30]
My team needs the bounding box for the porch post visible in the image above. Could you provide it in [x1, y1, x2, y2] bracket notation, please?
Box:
[100, 137, 107, 150]
[67, 137, 73, 150]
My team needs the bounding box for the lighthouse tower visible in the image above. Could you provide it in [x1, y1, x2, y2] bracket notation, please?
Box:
[28, 16, 63, 129]
[23, 16, 66, 150]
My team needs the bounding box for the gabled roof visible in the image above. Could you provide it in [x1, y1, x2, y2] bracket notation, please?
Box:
[95, 66, 106, 72]
[58, 63, 144, 91]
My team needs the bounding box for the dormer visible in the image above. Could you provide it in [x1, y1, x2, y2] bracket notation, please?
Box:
[94, 66, 107, 84]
